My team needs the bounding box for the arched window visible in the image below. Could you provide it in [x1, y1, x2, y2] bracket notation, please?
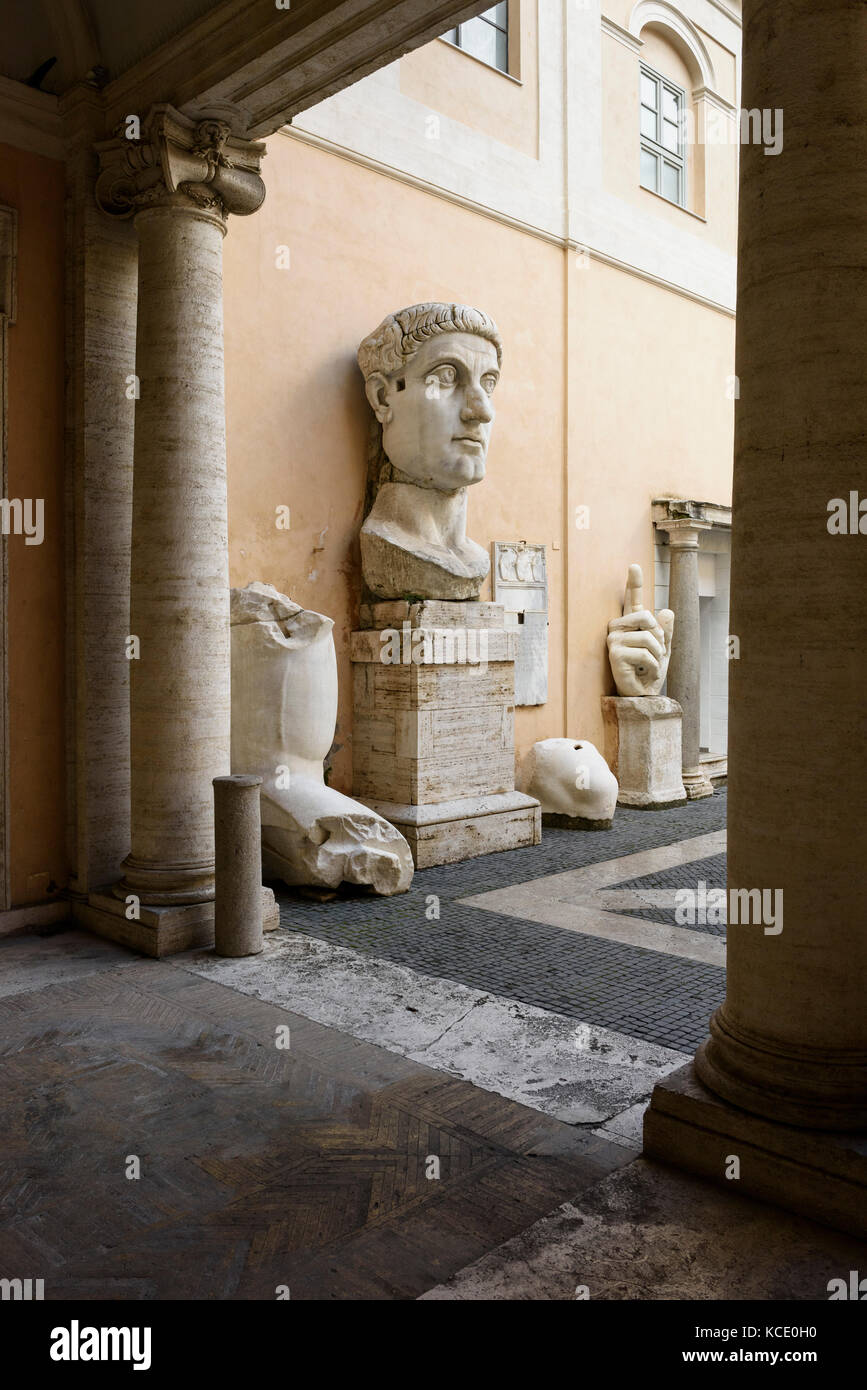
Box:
[639, 63, 686, 206]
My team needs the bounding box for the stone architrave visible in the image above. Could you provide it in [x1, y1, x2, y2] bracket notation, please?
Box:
[356, 303, 502, 600]
[231, 583, 413, 895]
[601, 696, 687, 809]
[351, 600, 540, 868]
[492, 541, 548, 706]
[522, 738, 617, 829]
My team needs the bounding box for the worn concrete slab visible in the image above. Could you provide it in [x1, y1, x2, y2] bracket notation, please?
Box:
[419, 1156, 867, 1300]
[0, 926, 134, 999]
[175, 933, 689, 1128]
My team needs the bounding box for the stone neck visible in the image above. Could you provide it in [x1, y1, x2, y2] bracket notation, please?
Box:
[372, 480, 471, 552]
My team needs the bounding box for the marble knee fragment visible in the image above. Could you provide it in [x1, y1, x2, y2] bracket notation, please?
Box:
[231, 581, 413, 894]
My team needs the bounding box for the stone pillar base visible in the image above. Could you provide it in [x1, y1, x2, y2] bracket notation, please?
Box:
[351, 600, 539, 868]
[363, 791, 540, 870]
[77, 885, 279, 958]
[683, 767, 714, 800]
[601, 695, 687, 809]
[643, 1062, 867, 1241]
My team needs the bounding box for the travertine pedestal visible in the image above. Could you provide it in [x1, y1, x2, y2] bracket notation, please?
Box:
[601, 696, 687, 809]
[351, 601, 540, 867]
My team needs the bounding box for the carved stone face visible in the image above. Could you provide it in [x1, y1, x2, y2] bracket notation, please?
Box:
[366, 332, 500, 491]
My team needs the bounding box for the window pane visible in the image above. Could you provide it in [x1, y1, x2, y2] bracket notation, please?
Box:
[640, 105, 657, 138]
[442, 27, 458, 43]
[486, 2, 508, 27]
[662, 88, 679, 122]
[640, 148, 659, 191]
[640, 73, 657, 109]
[662, 160, 681, 203]
[662, 118, 679, 152]
[461, 15, 500, 67]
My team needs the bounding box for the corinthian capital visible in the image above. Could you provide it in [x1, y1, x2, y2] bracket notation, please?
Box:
[95, 105, 266, 221]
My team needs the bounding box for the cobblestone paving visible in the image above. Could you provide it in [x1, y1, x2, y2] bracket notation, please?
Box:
[274, 789, 727, 1054]
[610, 852, 727, 934]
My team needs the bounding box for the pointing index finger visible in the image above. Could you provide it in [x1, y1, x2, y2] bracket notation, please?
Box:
[625, 563, 644, 615]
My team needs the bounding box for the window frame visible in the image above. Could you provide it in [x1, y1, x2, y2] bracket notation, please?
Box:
[442, 4, 510, 76]
[639, 62, 687, 209]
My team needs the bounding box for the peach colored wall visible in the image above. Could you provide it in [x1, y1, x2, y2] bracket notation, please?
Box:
[224, 133, 566, 795]
[565, 255, 734, 753]
[399, 1, 539, 157]
[224, 131, 734, 794]
[0, 143, 66, 905]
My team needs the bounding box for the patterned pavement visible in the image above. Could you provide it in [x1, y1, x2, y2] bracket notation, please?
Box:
[274, 789, 728, 1054]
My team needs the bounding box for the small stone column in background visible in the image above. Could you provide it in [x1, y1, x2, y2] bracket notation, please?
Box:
[213, 775, 264, 958]
[657, 520, 713, 800]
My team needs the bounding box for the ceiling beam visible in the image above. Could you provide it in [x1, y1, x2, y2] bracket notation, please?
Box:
[103, 0, 496, 138]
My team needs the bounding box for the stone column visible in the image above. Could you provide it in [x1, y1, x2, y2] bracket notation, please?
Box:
[94, 107, 265, 914]
[644, 0, 867, 1237]
[657, 521, 713, 800]
[213, 775, 264, 957]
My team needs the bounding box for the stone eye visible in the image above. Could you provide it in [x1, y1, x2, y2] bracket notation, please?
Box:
[481, 374, 497, 395]
[437, 365, 457, 385]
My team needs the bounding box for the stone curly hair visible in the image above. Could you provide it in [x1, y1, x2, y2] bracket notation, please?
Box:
[357, 301, 503, 381]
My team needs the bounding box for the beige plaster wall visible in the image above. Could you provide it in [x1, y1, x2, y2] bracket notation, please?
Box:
[224, 133, 734, 791]
[565, 255, 734, 753]
[223, 133, 566, 796]
[0, 143, 66, 905]
[399, 3, 539, 158]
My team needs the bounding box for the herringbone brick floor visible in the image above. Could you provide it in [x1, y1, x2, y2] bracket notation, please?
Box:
[0, 953, 629, 1300]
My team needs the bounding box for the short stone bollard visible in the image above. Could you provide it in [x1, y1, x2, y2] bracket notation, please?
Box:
[213, 774, 265, 957]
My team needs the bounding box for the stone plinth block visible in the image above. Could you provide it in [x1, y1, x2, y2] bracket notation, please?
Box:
[601, 696, 687, 809]
[77, 885, 279, 959]
[351, 601, 539, 867]
[644, 1062, 867, 1241]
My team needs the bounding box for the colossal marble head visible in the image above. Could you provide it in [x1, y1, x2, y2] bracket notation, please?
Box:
[357, 303, 503, 601]
[358, 302, 503, 492]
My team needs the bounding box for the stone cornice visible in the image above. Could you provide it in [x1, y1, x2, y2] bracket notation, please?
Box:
[652, 498, 732, 530]
[95, 105, 266, 222]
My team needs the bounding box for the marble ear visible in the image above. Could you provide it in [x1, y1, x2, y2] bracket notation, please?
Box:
[364, 372, 393, 423]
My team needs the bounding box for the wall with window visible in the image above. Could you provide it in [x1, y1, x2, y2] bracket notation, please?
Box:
[222, 0, 740, 782]
[399, 1, 538, 157]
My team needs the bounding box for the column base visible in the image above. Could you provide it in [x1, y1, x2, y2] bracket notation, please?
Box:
[360, 791, 540, 869]
[113, 854, 216, 906]
[76, 886, 279, 958]
[643, 1061, 867, 1240]
[683, 766, 714, 800]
